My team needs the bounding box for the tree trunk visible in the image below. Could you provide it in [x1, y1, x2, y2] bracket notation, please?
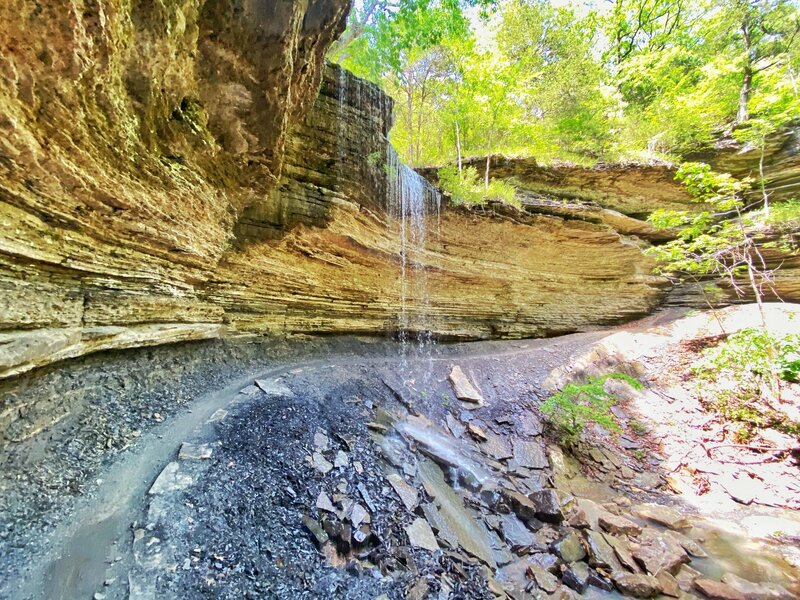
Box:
[737, 65, 753, 124]
[736, 16, 753, 124]
[484, 154, 491, 190]
[759, 143, 769, 216]
[455, 121, 462, 175]
[405, 68, 414, 161]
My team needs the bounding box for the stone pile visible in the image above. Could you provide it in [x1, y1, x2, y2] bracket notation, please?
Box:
[296, 366, 797, 599]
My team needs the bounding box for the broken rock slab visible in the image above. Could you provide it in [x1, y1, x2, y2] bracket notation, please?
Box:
[448, 366, 484, 404]
[513, 439, 549, 470]
[720, 573, 794, 600]
[500, 513, 535, 548]
[177, 442, 213, 460]
[405, 518, 440, 552]
[633, 503, 691, 530]
[584, 529, 622, 571]
[316, 491, 336, 513]
[148, 462, 193, 495]
[312, 452, 333, 474]
[254, 379, 294, 398]
[613, 572, 662, 598]
[694, 578, 747, 600]
[632, 528, 688, 575]
[599, 513, 641, 537]
[387, 473, 419, 512]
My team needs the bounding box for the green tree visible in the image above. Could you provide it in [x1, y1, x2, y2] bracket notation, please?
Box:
[708, 0, 800, 124]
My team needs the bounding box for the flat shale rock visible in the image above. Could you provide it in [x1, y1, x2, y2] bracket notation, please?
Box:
[530, 566, 559, 593]
[663, 529, 707, 558]
[405, 518, 440, 552]
[513, 440, 549, 469]
[448, 366, 484, 404]
[694, 578, 747, 600]
[177, 443, 213, 460]
[421, 503, 459, 550]
[585, 529, 622, 571]
[632, 528, 688, 575]
[148, 462, 193, 496]
[254, 379, 294, 398]
[613, 572, 663, 598]
[657, 571, 681, 598]
[481, 433, 514, 460]
[316, 491, 336, 513]
[312, 452, 334, 474]
[602, 532, 640, 572]
[633, 503, 691, 530]
[517, 411, 544, 437]
[387, 473, 419, 512]
[599, 513, 642, 537]
[500, 513, 536, 548]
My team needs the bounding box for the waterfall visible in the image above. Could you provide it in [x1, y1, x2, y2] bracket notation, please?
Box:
[385, 146, 441, 373]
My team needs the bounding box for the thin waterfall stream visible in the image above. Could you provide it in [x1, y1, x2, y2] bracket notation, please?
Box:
[385, 146, 441, 381]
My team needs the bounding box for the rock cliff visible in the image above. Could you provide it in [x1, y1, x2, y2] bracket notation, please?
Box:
[0, 14, 670, 385]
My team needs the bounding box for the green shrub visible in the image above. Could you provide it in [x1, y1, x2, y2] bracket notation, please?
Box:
[438, 165, 519, 208]
[765, 199, 800, 228]
[691, 328, 800, 432]
[693, 327, 800, 390]
[541, 373, 643, 446]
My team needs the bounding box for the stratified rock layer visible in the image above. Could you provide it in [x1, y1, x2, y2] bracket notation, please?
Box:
[0, 1, 669, 384]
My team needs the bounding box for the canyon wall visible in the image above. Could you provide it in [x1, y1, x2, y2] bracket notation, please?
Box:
[0, 2, 671, 391]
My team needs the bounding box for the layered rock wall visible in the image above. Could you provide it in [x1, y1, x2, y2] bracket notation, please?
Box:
[0, 4, 678, 441]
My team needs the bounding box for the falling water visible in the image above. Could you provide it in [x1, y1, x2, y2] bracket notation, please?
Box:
[385, 146, 441, 379]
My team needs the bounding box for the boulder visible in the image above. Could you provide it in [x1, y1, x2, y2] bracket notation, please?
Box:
[613, 572, 663, 598]
[633, 503, 691, 530]
[562, 561, 591, 593]
[529, 489, 564, 523]
[554, 532, 586, 563]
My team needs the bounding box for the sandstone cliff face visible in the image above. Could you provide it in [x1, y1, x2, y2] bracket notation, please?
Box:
[419, 158, 696, 217]
[698, 122, 800, 202]
[0, 0, 351, 378]
[0, 36, 673, 441]
[0, 33, 669, 385]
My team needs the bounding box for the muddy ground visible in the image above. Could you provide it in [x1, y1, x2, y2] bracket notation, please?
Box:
[1, 309, 799, 600]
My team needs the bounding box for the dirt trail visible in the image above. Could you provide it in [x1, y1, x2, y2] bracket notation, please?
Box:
[2, 314, 799, 600]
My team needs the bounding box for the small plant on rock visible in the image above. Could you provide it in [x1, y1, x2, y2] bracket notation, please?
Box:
[541, 373, 643, 446]
[691, 327, 800, 431]
[438, 165, 520, 208]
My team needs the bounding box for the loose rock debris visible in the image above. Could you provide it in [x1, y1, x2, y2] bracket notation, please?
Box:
[32, 354, 800, 600]
[142, 360, 798, 600]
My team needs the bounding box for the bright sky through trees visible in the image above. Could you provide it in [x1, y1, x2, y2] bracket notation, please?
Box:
[332, 0, 800, 171]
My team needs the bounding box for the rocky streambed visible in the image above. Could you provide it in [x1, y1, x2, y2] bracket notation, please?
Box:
[2, 313, 798, 600]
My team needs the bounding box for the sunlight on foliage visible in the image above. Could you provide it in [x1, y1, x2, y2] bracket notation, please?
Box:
[438, 165, 519, 207]
[331, 0, 800, 166]
[541, 373, 643, 446]
[691, 329, 800, 434]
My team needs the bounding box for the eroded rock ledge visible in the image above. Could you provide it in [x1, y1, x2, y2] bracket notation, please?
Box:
[0, 0, 670, 389]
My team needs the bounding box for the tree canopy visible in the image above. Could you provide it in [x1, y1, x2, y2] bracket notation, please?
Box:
[333, 0, 800, 168]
